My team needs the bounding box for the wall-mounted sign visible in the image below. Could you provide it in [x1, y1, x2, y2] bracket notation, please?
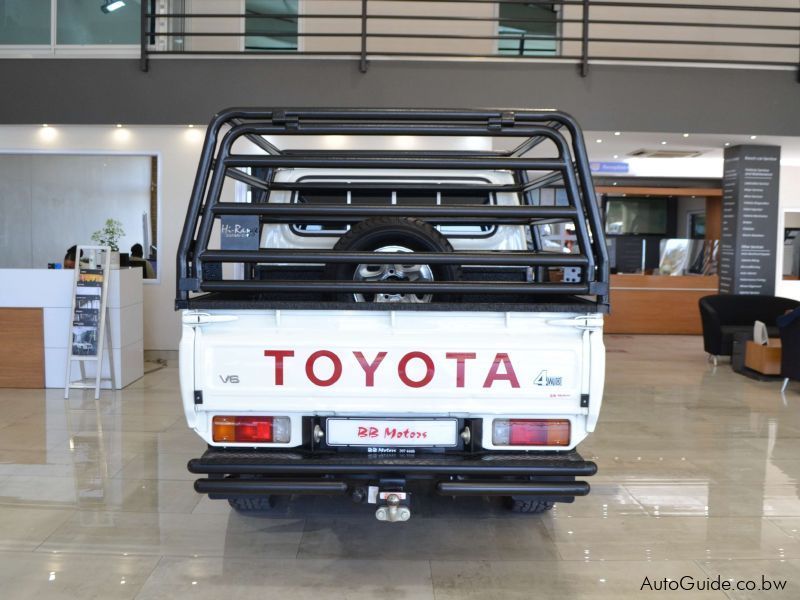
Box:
[590, 161, 629, 174]
[719, 145, 781, 296]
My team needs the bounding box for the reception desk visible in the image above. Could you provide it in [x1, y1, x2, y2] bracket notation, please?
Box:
[0, 268, 144, 389]
[605, 274, 719, 335]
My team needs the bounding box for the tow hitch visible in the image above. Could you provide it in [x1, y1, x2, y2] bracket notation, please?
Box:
[369, 487, 411, 522]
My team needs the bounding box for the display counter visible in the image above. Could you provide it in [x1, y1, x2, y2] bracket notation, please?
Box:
[0, 268, 144, 389]
[605, 274, 719, 335]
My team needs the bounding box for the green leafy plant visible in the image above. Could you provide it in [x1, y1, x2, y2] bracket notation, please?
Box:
[91, 218, 125, 252]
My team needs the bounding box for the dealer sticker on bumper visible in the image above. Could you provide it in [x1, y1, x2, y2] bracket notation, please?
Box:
[326, 418, 458, 447]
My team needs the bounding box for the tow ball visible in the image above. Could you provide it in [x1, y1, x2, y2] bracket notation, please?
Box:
[369, 488, 411, 522]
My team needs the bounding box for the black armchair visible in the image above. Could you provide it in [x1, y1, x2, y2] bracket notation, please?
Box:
[699, 294, 800, 360]
[778, 308, 800, 392]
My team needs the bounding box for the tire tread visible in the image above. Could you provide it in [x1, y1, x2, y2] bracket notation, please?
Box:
[507, 497, 554, 514]
[227, 496, 276, 512]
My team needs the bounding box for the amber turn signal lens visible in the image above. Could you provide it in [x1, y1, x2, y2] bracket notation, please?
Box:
[212, 415, 237, 442]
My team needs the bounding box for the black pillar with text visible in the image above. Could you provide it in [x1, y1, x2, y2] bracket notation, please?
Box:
[719, 145, 781, 295]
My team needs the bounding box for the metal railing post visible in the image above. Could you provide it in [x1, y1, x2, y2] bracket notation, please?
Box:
[580, 0, 589, 77]
[140, 0, 149, 72]
[360, 0, 369, 73]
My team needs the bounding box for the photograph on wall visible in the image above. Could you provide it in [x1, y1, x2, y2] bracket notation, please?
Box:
[71, 326, 98, 356]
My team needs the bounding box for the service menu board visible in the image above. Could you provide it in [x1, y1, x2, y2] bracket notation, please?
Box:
[719, 145, 781, 296]
[71, 268, 103, 355]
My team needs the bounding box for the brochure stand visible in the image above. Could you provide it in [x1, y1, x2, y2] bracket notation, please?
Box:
[64, 246, 116, 399]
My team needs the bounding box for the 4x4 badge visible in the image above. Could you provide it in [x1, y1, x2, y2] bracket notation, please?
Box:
[534, 370, 563, 387]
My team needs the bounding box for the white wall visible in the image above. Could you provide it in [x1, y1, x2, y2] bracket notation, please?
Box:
[0, 125, 209, 351]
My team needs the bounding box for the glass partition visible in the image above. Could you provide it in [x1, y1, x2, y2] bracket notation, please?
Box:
[0, 0, 51, 44]
[57, 0, 141, 45]
[0, 153, 159, 281]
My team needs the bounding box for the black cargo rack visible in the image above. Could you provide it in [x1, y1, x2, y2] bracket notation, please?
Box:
[176, 108, 609, 311]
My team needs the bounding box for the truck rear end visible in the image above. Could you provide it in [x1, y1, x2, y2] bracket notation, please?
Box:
[176, 108, 609, 520]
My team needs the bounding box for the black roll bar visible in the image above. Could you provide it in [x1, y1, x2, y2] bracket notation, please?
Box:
[176, 107, 609, 310]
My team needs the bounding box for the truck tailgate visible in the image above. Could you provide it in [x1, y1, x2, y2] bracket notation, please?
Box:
[183, 309, 603, 421]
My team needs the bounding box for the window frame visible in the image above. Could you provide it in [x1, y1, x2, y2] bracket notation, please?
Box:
[0, 0, 140, 58]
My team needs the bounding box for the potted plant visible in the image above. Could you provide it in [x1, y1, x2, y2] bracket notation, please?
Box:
[91, 218, 125, 268]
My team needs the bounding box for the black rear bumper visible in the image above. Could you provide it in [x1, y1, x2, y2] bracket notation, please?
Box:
[188, 448, 597, 499]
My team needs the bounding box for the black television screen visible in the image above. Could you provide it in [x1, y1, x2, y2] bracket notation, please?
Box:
[605, 197, 668, 236]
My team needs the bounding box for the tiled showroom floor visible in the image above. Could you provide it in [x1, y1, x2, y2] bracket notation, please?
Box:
[1, 335, 799, 599]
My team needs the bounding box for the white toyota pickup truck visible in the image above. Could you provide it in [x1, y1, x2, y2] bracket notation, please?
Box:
[177, 108, 608, 521]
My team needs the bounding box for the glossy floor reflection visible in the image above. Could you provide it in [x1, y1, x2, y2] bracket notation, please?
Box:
[0, 335, 799, 598]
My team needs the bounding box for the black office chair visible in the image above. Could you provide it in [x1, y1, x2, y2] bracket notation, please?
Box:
[778, 308, 800, 392]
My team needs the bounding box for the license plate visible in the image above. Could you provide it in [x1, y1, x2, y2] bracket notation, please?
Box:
[326, 418, 458, 447]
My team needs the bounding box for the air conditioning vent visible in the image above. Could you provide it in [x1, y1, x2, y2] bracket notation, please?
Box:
[628, 149, 704, 158]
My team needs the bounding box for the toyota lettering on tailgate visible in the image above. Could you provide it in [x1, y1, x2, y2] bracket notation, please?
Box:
[262, 349, 539, 389]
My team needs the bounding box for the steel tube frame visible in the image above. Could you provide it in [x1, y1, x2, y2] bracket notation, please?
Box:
[436, 481, 591, 496]
[200, 249, 590, 267]
[194, 479, 349, 495]
[188, 454, 599, 477]
[177, 108, 607, 308]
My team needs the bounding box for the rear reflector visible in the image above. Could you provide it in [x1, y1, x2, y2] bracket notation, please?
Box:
[212, 416, 291, 443]
[492, 419, 570, 447]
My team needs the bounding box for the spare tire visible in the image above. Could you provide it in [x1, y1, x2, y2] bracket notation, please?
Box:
[326, 216, 460, 303]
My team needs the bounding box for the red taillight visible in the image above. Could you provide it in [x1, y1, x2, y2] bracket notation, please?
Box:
[236, 416, 273, 443]
[493, 419, 570, 446]
[212, 416, 290, 443]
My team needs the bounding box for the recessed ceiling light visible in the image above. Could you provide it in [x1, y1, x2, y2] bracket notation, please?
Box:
[660, 141, 667, 145]
[115, 123, 122, 128]
[683, 133, 689, 138]
[614, 132, 621, 136]
[101, 1, 126, 13]
[750, 135, 757, 140]
[724, 142, 730, 146]
[42, 123, 49, 128]
[613, 155, 619, 159]
[596, 139, 602, 143]
[188, 124, 195, 128]
[40, 126, 57, 141]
